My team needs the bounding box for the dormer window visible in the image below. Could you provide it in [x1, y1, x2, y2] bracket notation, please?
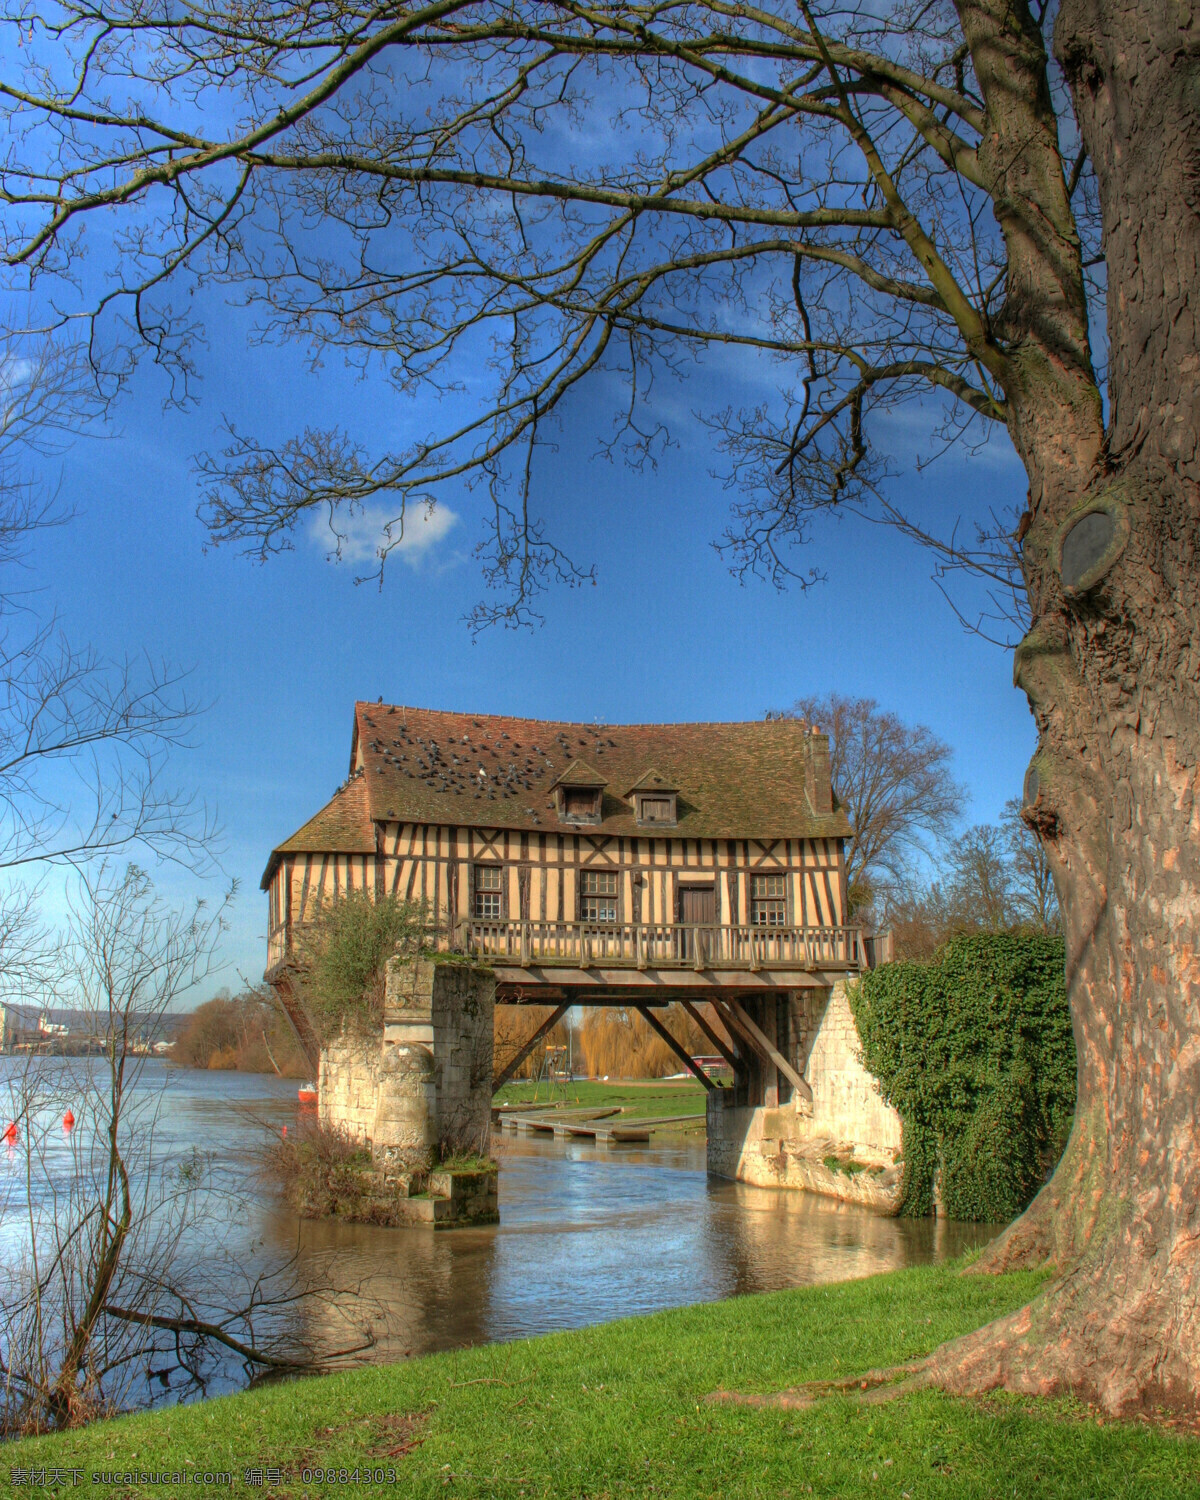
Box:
[564, 788, 599, 818]
[636, 794, 676, 825]
[625, 770, 679, 828]
[551, 760, 606, 825]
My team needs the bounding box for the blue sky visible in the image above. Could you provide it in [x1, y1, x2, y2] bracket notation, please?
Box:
[26, 297, 1035, 1003]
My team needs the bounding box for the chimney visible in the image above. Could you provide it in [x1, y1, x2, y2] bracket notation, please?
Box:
[803, 728, 833, 816]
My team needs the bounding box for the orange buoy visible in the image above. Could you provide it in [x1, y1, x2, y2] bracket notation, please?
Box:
[63, 1110, 75, 1129]
[281, 1125, 287, 1137]
[3, 1122, 17, 1143]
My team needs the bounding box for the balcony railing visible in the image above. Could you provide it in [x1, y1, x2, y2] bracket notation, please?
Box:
[267, 917, 866, 976]
[459, 919, 863, 971]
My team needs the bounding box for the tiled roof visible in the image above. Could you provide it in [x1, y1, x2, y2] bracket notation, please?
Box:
[551, 758, 607, 789]
[344, 703, 850, 842]
[261, 772, 375, 887]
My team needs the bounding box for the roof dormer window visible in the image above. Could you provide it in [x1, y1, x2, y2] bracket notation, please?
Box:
[551, 760, 606, 825]
[637, 795, 676, 825]
[563, 787, 601, 820]
[625, 770, 679, 828]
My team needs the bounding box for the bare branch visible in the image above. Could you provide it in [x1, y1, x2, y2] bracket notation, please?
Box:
[0, 0, 1100, 627]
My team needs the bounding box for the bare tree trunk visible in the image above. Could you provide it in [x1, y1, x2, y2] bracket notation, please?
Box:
[929, 0, 1200, 1416]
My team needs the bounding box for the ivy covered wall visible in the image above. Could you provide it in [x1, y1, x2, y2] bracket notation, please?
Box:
[850, 933, 1075, 1223]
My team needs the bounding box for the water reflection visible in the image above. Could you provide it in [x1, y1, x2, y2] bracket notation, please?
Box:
[1, 1060, 999, 1402]
[277, 1134, 997, 1365]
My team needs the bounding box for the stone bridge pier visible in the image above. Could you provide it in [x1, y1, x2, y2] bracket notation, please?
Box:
[318, 956, 497, 1179]
[706, 981, 904, 1210]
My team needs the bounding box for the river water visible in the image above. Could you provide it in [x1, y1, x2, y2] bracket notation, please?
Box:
[0, 1059, 998, 1406]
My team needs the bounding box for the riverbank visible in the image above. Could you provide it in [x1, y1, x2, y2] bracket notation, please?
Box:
[493, 1076, 709, 1121]
[168, 992, 308, 1077]
[5, 1261, 1196, 1497]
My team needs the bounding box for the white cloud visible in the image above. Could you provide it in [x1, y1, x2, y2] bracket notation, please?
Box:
[0, 356, 34, 393]
[312, 501, 458, 567]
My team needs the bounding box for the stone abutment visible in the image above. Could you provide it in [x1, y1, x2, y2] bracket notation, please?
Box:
[318, 966, 903, 1216]
[706, 980, 904, 1211]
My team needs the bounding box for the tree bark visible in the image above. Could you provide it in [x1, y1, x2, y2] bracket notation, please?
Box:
[929, 0, 1200, 1416]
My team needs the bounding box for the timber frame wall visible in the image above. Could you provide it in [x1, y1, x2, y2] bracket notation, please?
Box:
[267, 826, 845, 969]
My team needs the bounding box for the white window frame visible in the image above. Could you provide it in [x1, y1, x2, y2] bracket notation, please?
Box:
[579, 868, 620, 923]
[750, 872, 788, 926]
[473, 864, 505, 920]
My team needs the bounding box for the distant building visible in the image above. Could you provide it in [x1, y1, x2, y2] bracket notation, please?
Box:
[0, 1003, 187, 1054]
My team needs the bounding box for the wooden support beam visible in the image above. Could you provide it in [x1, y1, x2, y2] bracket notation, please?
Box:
[723, 997, 812, 1104]
[270, 969, 322, 1076]
[708, 996, 777, 1097]
[679, 999, 743, 1076]
[491, 1003, 569, 1094]
[708, 995, 755, 1050]
[496, 986, 568, 1005]
[635, 1006, 716, 1092]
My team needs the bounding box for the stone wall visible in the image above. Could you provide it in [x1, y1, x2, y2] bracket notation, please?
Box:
[420, 960, 495, 1155]
[319, 1034, 383, 1141]
[707, 979, 903, 1210]
[802, 981, 903, 1154]
[706, 1098, 902, 1210]
[318, 957, 495, 1165]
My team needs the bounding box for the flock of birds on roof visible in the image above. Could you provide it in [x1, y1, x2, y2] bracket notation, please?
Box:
[361, 711, 619, 825]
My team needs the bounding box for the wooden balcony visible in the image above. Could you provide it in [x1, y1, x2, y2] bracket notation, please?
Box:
[268, 918, 865, 998]
[459, 919, 863, 988]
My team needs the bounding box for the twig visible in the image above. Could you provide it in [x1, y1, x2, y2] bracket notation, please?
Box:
[707, 1360, 932, 1410]
[448, 1374, 536, 1389]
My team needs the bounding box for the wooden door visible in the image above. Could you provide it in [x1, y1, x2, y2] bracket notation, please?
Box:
[679, 886, 716, 962]
[679, 886, 716, 925]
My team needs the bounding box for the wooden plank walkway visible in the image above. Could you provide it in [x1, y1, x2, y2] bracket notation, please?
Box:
[494, 1111, 705, 1145]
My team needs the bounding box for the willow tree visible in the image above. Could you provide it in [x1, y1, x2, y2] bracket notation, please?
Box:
[3, 0, 1196, 1413]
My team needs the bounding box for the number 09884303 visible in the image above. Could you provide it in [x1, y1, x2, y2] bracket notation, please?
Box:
[299, 1466, 400, 1484]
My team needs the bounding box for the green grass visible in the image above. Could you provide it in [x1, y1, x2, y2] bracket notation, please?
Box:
[5, 1263, 1198, 1498]
[494, 1077, 708, 1122]
[436, 1151, 499, 1173]
[823, 1154, 870, 1176]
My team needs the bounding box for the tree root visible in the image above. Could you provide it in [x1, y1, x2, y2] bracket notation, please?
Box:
[708, 1285, 1200, 1423]
[965, 1109, 1108, 1277]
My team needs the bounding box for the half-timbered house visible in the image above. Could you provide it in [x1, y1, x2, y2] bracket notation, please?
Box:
[262, 705, 905, 1205]
[263, 703, 856, 980]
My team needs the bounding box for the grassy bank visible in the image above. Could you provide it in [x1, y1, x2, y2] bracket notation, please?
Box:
[5, 1262, 1197, 1498]
[494, 1076, 709, 1122]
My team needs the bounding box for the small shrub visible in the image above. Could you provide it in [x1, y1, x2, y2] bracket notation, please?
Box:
[296, 893, 429, 1039]
[851, 931, 1075, 1223]
[265, 1116, 378, 1218]
[264, 1115, 372, 1210]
